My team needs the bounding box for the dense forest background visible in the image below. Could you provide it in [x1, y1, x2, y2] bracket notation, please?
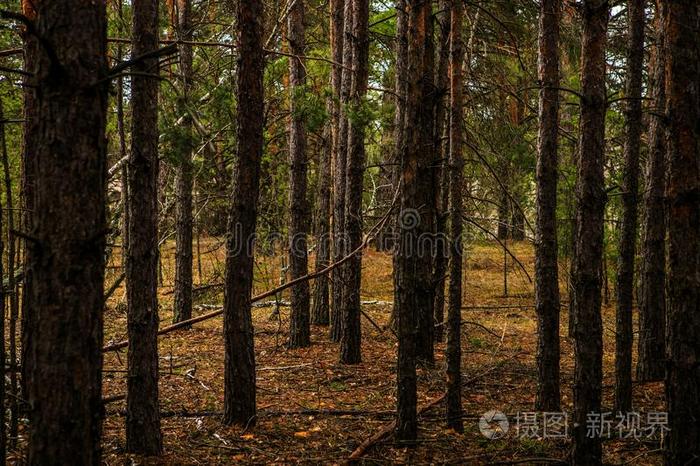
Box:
[0, 0, 698, 464]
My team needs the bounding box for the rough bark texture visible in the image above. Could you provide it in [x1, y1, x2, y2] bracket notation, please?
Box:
[663, 1, 700, 463]
[20, 0, 37, 406]
[396, 0, 429, 442]
[389, 0, 408, 332]
[126, 0, 163, 454]
[26, 2, 108, 463]
[340, 0, 370, 364]
[636, 1, 666, 383]
[288, 0, 311, 348]
[535, 0, 562, 413]
[312, 0, 344, 327]
[0, 98, 6, 464]
[571, 1, 608, 464]
[222, 0, 264, 426]
[330, 0, 352, 342]
[432, 0, 451, 344]
[446, 0, 464, 433]
[614, 0, 645, 414]
[414, 1, 437, 365]
[173, 0, 194, 326]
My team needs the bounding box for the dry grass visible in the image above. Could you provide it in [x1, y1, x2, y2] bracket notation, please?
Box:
[14, 238, 666, 464]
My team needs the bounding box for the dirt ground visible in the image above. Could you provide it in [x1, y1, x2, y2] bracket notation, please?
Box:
[10, 240, 665, 465]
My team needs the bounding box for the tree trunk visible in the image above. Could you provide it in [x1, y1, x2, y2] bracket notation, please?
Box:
[432, 0, 451, 344]
[571, 1, 608, 464]
[389, 0, 408, 333]
[396, 0, 430, 442]
[0, 98, 7, 465]
[26, 2, 108, 463]
[663, 1, 700, 463]
[446, 0, 464, 433]
[312, 0, 344, 327]
[20, 0, 37, 407]
[614, 0, 645, 414]
[535, 0, 562, 413]
[415, 0, 436, 365]
[173, 0, 194, 327]
[288, 0, 311, 348]
[223, 0, 264, 426]
[340, 0, 370, 364]
[126, 0, 163, 455]
[330, 0, 352, 342]
[636, 0, 666, 383]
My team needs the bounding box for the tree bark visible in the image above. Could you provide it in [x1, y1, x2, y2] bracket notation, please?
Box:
[432, 0, 451, 344]
[396, 0, 430, 442]
[173, 0, 194, 327]
[614, 0, 645, 414]
[535, 0, 562, 413]
[126, 0, 163, 455]
[312, 0, 344, 327]
[330, 0, 352, 342]
[446, 0, 464, 433]
[223, 0, 264, 426]
[26, 2, 108, 463]
[0, 98, 7, 465]
[340, 0, 370, 364]
[636, 0, 666, 383]
[571, 1, 608, 464]
[663, 0, 700, 463]
[288, 0, 312, 348]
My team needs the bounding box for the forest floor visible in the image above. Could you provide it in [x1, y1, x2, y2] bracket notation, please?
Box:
[12, 239, 665, 465]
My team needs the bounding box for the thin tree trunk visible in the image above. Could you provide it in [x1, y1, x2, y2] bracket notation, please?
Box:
[173, 0, 194, 326]
[330, 0, 352, 342]
[571, 1, 608, 464]
[663, 0, 700, 463]
[223, 0, 264, 426]
[614, 0, 645, 414]
[535, 0, 562, 413]
[396, 0, 430, 442]
[636, 0, 666, 383]
[288, 0, 311, 348]
[26, 2, 108, 463]
[389, 0, 408, 333]
[312, 0, 342, 327]
[0, 99, 7, 465]
[340, 0, 370, 364]
[446, 0, 464, 433]
[126, 0, 163, 454]
[19, 0, 37, 407]
[433, 0, 451, 344]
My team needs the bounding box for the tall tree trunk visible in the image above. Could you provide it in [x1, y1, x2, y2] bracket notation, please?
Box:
[19, 0, 37, 407]
[223, 0, 264, 426]
[614, 0, 645, 414]
[312, 0, 344, 327]
[571, 1, 608, 464]
[636, 1, 666, 382]
[663, 0, 700, 463]
[389, 0, 408, 332]
[535, 0, 562, 413]
[288, 0, 311, 348]
[432, 0, 451, 344]
[0, 99, 7, 465]
[415, 0, 436, 365]
[445, 0, 464, 433]
[126, 0, 163, 454]
[396, 0, 430, 442]
[26, 2, 108, 463]
[330, 0, 352, 342]
[340, 0, 370, 364]
[173, 0, 194, 326]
